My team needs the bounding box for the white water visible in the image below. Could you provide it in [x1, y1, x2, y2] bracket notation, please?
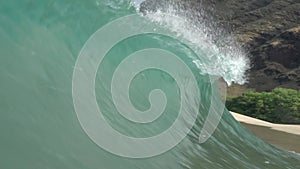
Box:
[131, 0, 250, 85]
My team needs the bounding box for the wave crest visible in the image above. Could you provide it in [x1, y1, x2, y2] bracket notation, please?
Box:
[132, 0, 250, 85]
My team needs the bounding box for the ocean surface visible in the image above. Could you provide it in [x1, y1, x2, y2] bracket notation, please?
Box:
[0, 0, 299, 168]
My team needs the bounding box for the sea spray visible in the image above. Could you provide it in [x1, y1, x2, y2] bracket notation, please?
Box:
[132, 0, 250, 85]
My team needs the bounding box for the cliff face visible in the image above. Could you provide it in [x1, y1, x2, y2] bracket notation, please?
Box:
[223, 0, 300, 91]
[141, 0, 300, 91]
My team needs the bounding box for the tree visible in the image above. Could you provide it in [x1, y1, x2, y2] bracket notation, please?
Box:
[226, 88, 300, 124]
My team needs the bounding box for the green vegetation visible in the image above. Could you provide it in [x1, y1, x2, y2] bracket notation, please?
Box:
[226, 88, 300, 124]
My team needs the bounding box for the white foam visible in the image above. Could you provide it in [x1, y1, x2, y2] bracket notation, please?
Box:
[132, 1, 250, 85]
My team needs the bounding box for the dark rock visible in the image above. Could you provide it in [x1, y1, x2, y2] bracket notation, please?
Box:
[141, 0, 300, 91]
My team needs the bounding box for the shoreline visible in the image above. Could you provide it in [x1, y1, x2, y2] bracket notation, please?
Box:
[230, 112, 300, 136]
[230, 112, 300, 153]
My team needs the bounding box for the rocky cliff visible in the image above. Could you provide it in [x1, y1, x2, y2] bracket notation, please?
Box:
[141, 0, 300, 91]
[223, 0, 300, 91]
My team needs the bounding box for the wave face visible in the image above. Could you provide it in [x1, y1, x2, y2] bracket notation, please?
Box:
[0, 0, 299, 169]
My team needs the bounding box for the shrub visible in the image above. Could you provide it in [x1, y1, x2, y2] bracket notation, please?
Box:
[226, 88, 300, 124]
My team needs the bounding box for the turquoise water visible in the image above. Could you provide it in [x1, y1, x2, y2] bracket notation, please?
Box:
[0, 0, 299, 168]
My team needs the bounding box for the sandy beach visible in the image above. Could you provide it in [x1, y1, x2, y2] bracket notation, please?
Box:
[231, 112, 300, 135]
[231, 112, 300, 153]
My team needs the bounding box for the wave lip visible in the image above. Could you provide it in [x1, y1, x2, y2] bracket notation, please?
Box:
[133, 0, 250, 85]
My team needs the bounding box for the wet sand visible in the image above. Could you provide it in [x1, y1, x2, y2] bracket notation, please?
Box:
[231, 112, 300, 153]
